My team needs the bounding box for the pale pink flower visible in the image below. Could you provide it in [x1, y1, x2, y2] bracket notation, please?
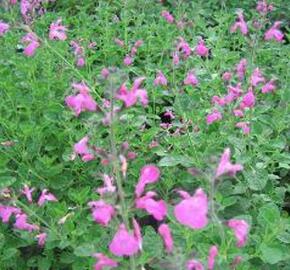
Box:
[0, 21, 9, 37]
[76, 57, 85, 67]
[215, 148, 243, 178]
[261, 79, 276, 93]
[264, 21, 284, 42]
[96, 174, 116, 195]
[227, 219, 249, 247]
[256, 0, 273, 14]
[10, 0, 18, 4]
[135, 165, 160, 197]
[71, 40, 85, 67]
[174, 188, 208, 229]
[231, 256, 243, 268]
[49, 19, 67, 40]
[230, 12, 248, 35]
[236, 59, 247, 81]
[187, 259, 204, 270]
[93, 253, 118, 270]
[206, 110, 222, 125]
[177, 37, 191, 58]
[109, 224, 140, 256]
[37, 189, 57, 206]
[73, 136, 94, 162]
[222, 72, 232, 81]
[88, 200, 115, 227]
[184, 71, 198, 86]
[123, 55, 133, 65]
[20, 0, 31, 20]
[101, 68, 110, 79]
[154, 71, 167, 86]
[134, 40, 143, 48]
[22, 185, 35, 203]
[233, 109, 244, 118]
[236, 122, 250, 134]
[0, 205, 21, 223]
[161, 10, 174, 24]
[14, 213, 39, 231]
[136, 192, 167, 221]
[115, 77, 148, 108]
[195, 39, 209, 57]
[114, 38, 124, 47]
[36, 232, 47, 247]
[208, 245, 218, 270]
[132, 218, 142, 250]
[228, 83, 243, 99]
[250, 68, 265, 87]
[211, 96, 226, 107]
[240, 90, 255, 110]
[127, 151, 137, 159]
[158, 224, 173, 252]
[172, 51, 180, 65]
[21, 32, 40, 57]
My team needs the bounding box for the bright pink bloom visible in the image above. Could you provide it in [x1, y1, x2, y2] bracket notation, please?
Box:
[228, 83, 243, 98]
[154, 71, 167, 86]
[36, 232, 47, 247]
[227, 219, 249, 247]
[96, 174, 116, 195]
[109, 224, 140, 256]
[206, 110, 222, 125]
[65, 82, 97, 116]
[250, 68, 265, 87]
[211, 96, 226, 107]
[187, 259, 204, 270]
[132, 218, 142, 250]
[174, 188, 208, 229]
[93, 253, 118, 270]
[240, 90, 255, 110]
[115, 77, 148, 108]
[88, 200, 115, 226]
[22, 185, 35, 203]
[233, 109, 244, 118]
[14, 213, 39, 232]
[215, 148, 243, 178]
[101, 68, 110, 79]
[0, 21, 9, 37]
[184, 71, 198, 86]
[49, 19, 67, 40]
[236, 59, 247, 81]
[161, 10, 174, 24]
[207, 245, 218, 270]
[0, 205, 21, 223]
[21, 32, 40, 57]
[230, 12, 248, 35]
[177, 37, 191, 58]
[261, 79, 276, 93]
[136, 192, 167, 221]
[114, 38, 124, 47]
[222, 72, 232, 81]
[195, 39, 209, 57]
[73, 136, 94, 162]
[123, 55, 133, 65]
[236, 122, 250, 134]
[264, 21, 284, 42]
[37, 189, 57, 206]
[158, 224, 173, 252]
[135, 165, 160, 197]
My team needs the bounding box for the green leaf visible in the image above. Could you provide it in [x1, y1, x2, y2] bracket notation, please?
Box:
[257, 203, 280, 226]
[74, 244, 95, 257]
[0, 177, 16, 189]
[243, 169, 268, 191]
[260, 243, 284, 264]
[158, 155, 193, 167]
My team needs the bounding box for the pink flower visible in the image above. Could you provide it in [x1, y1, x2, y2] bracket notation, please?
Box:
[73, 136, 95, 162]
[37, 189, 57, 206]
[250, 68, 265, 87]
[96, 174, 116, 195]
[49, 19, 67, 40]
[115, 77, 148, 108]
[14, 213, 39, 231]
[65, 82, 97, 116]
[236, 59, 247, 81]
[22, 185, 35, 203]
[172, 51, 180, 65]
[76, 57, 85, 67]
[228, 83, 243, 98]
[114, 38, 124, 47]
[230, 12, 248, 35]
[174, 188, 208, 229]
[0, 21, 9, 37]
[261, 79, 276, 93]
[154, 71, 167, 86]
[227, 219, 249, 247]
[36, 232, 47, 247]
[135, 192, 167, 221]
[231, 256, 243, 268]
[195, 39, 209, 57]
[207, 245, 218, 270]
[264, 21, 284, 42]
[134, 40, 143, 48]
[236, 122, 250, 134]
[123, 55, 133, 66]
[164, 110, 175, 119]
[240, 90, 255, 110]
[215, 148, 243, 178]
[161, 10, 174, 24]
[177, 37, 191, 58]
[184, 71, 199, 86]
[71, 41, 86, 67]
[132, 218, 142, 250]
[257, 0, 273, 14]
[21, 32, 40, 57]
[233, 109, 244, 118]
[222, 72, 232, 81]
[88, 200, 115, 227]
[0, 205, 21, 223]
[135, 165, 160, 197]
[93, 253, 118, 270]
[109, 224, 140, 256]
[206, 110, 222, 125]
[158, 224, 173, 252]
[101, 68, 110, 79]
[187, 259, 204, 270]
[10, 0, 18, 4]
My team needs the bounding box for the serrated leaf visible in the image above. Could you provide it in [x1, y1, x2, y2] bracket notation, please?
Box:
[243, 169, 268, 191]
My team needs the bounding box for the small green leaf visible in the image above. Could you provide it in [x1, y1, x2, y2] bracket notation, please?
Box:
[260, 243, 284, 264]
[158, 155, 193, 167]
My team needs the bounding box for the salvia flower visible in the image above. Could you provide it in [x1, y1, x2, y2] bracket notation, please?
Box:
[14, 213, 39, 232]
[207, 245, 218, 270]
[154, 71, 168, 86]
[161, 10, 174, 24]
[88, 200, 115, 227]
[174, 188, 208, 229]
[233, 109, 244, 118]
[261, 79, 276, 93]
[230, 11, 248, 35]
[74, 136, 95, 162]
[236, 122, 250, 134]
[264, 21, 284, 42]
[36, 232, 47, 247]
[172, 51, 180, 65]
[70, 41, 85, 67]
[158, 224, 173, 252]
[22, 185, 35, 203]
[240, 89, 255, 110]
[206, 110, 222, 125]
[49, 19, 67, 40]
[250, 68, 265, 87]
[135, 165, 160, 197]
[123, 55, 133, 65]
[132, 218, 142, 250]
[187, 259, 204, 270]
[0, 205, 21, 223]
[257, 0, 273, 14]
[101, 68, 110, 79]
[93, 253, 118, 270]
[114, 38, 124, 47]
[37, 189, 57, 206]
[96, 174, 116, 195]
[109, 223, 140, 256]
[177, 37, 191, 58]
[0, 21, 9, 37]
[184, 70, 199, 86]
[227, 219, 249, 247]
[236, 58, 247, 81]
[215, 148, 243, 178]
[222, 72, 232, 81]
[21, 32, 40, 57]
[195, 38, 209, 57]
